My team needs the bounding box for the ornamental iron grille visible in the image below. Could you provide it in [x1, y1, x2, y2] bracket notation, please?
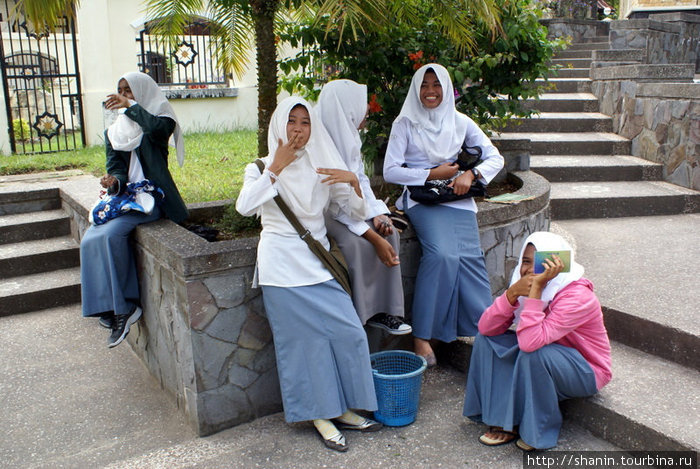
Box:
[0, 1, 85, 154]
[137, 18, 228, 88]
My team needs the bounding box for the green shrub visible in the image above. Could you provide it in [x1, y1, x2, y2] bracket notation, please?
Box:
[12, 119, 32, 142]
[279, 0, 567, 167]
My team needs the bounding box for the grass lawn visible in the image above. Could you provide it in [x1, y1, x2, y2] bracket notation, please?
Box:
[0, 130, 258, 204]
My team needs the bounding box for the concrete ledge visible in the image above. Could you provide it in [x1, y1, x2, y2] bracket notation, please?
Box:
[647, 12, 700, 24]
[592, 49, 645, 62]
[636, 82, 700, 99]
[609, 18, 682, 33]
[591, 64, 696, 81]
[162, 88, 239, 100]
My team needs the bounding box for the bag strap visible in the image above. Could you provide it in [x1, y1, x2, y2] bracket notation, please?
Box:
[254, 159, 315, 243]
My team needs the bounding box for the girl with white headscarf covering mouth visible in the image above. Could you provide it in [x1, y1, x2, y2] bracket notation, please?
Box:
[236, 96, 381, 452]
[383, 63, 504, 365]
[80, 72, 188, 349]
[316, 79, 410, 336]
[464, 231, 612, 451]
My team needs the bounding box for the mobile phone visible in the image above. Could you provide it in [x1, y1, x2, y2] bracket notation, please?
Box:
[534, 250, 571, 274]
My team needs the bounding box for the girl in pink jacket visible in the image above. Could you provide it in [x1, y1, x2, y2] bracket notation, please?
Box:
[463, 232, 612, 451]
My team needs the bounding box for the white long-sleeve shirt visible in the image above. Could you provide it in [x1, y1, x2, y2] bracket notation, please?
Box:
[383, 117, 504, 212]
[236, 155, 367, 287]
[332, 166, 389, 236]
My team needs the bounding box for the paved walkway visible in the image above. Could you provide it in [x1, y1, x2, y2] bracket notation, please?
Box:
[0, 303, 618, 469]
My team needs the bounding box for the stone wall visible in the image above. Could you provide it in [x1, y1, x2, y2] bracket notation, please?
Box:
[541, 19, 610, 42]
[57, 167, 550, 436]
[592, 79, 700, 190]
[608, 15, 700, 72]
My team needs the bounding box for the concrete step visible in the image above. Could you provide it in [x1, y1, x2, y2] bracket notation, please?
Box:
[552, 215, 700, 371]
[519, 93, 600, 113]
[0, 209, 71, 245]
[531, 155, 663, 182]
[0, 267, 81, 316]
[536, 78, 592, 93]
[562, 342, 700, 452]
[0, 235, 80, 279]
[0, 188, 61, 216]
[497, 132, 631, 156]
[552, 68, 591, 79]
[554, 50, 594, 59]
[549, 180, 700, 219]
[566, 41, 609, 50]
[504, 112, 612, 133]
[552, 58, 593, 68]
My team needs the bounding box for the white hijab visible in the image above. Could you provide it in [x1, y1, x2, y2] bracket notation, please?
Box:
[267, 96, 349, 218]
[511, 231, 585, 318]
[316, 79, 367, 175]
[107, 71, 185, 167]
[395, 63, 469, 165]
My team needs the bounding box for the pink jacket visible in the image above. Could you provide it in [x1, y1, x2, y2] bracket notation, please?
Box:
[478, 278, 612, 390]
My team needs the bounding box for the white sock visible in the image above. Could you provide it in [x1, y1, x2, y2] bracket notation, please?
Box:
[336, 410, 365, 425]
[313, 419, 341, 440]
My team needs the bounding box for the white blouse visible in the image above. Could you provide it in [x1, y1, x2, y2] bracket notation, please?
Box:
[236, 155, 367, 287]
[383, 117, 504, 212]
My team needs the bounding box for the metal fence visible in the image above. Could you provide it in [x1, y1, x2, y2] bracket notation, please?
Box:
[137, 19, 228, 88]
[0, 2, 85, 154]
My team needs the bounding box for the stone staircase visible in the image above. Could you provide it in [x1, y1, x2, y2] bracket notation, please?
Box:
[0, 187, 81, 317]
[493, 38, 700, 453]
[499, 37, 699, 221]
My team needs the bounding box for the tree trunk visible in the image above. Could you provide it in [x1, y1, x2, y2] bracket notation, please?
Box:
[251, 0, 279, 157]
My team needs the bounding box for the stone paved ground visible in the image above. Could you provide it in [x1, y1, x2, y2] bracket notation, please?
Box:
[1, 304, 619, 469]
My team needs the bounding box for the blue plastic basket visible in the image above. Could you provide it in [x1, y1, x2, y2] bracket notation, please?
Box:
[370, 350, 428, 427]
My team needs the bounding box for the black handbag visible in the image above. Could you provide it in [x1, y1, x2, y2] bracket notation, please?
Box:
[406, 145, 487, 205]
[253, 159, 352, 295]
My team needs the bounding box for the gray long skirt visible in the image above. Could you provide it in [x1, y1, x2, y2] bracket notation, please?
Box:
[80, 208, 161, 317]
[463, 332, 597, 449]
[262, 280, 378, 422]
[325, 215, 404, 324]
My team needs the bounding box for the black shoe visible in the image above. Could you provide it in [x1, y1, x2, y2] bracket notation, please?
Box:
[98, 314, 114, 330]
[108, 306, 142, 348]
[366, 313, 412, 335]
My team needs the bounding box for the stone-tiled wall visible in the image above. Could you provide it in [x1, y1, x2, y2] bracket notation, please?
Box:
[609, 17, 700, 72]
[592, 80, 700, 190]
[541, 19, 610, 42]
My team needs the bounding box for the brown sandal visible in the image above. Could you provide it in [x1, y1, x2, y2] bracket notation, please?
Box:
[479, 426, 518, 446]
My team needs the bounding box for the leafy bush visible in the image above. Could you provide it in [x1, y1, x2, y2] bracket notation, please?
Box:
[12, 119, 32, 142]
[279, 0, 566, 166]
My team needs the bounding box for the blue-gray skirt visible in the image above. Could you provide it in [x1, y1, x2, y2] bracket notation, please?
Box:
[262, 280, 378, 422]
[80, 207, 161, 317]
[406, 203, 492, 342]
[463, 332, 598, 449]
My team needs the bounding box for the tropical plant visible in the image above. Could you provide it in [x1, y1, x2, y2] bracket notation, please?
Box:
[280, 0, 564, 166]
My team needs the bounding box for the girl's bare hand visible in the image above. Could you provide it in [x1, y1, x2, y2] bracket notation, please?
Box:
[373, 215, 394, 236]
[100, 174, 117, 189]
[428, 162, 459, 180]
[372, 237, 400, 267]
[448, 171, 475, 195]
[506, 274, 534, 305]
[533, 255, 564, 287]
[268, 137, 298, 176]
[317, 168, 361, 196]
[104, 93, 130, 110]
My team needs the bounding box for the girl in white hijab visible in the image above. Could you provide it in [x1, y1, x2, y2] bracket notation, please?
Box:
[464, 231, 612, 451]
[236, 96, 382, 452]
[317, 79, 410, 335]
[383, 64, 504, 365]
[80, 71, 188, 348]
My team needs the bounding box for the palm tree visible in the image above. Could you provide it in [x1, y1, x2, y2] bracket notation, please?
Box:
[17, 0, 501, 155]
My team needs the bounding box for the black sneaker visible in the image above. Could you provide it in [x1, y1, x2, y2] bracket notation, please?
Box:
[108, 306, 142, 348]
[98, 314, 114, 330]
[366, 313, 412, 335]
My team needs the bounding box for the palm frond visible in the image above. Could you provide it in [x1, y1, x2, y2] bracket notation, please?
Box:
[143, 0, 205, 47]
[206, 1, 255, 78]
[14, 0, 79, 31]
[312, 0, 388, 40]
